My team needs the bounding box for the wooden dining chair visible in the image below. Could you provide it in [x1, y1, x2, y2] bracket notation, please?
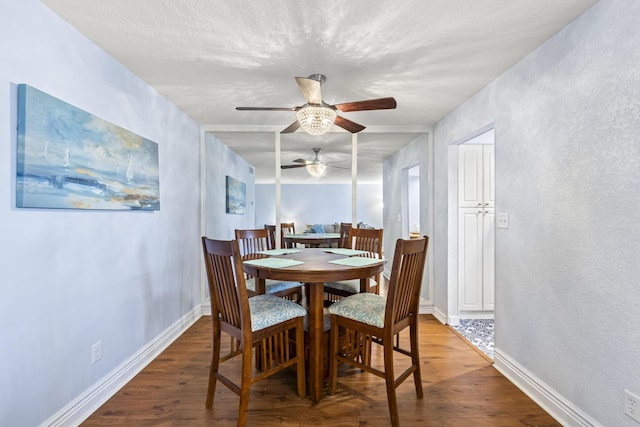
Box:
[235, 228, 303, 303]
[328, 236, 429, 427]
[338, 222, 352, 248]
[324, 227, 383, 303]
[201, 237, 307, 427]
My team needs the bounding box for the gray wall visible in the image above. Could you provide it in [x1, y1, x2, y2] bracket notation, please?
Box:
[383, 134, 432, 306]
[0, 1, 201, 426]
[204, 133, 256, 239]
[433, 0, 640, 424]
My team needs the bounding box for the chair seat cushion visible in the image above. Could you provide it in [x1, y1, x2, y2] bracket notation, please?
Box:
[247, 278, 301, 294]
[328, 292, 386, 328]
[325, 278, 376, 294]
[324, 279, 360, 293]
[249, 294, 307, 332]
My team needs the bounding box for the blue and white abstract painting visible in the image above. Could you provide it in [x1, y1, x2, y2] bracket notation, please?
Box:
[16, 84, 160, 210]
[225, 176, 246, 214]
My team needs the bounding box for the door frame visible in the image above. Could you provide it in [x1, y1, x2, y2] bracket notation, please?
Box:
[447, 123, 495, 326]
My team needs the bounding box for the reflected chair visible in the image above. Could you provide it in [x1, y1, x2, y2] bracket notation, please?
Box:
[281, 222, 296, 248]
[324, 227, 383, 303]
[235, 228, 303, 303]
[264, 222, 297, 249]
[338, 222, 352, 248]
[328, 236, 429, 427]
[201, 237, 307, 427]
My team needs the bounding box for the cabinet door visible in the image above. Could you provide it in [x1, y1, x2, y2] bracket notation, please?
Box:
[482, 209, 495, 310]
[458, 208, 483, 311]
[483, 145, 495, 208]
[458, 145, 483, 208]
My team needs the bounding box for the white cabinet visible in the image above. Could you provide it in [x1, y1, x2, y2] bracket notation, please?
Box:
[458, 145, 494, 208]
[458, 144, 495, 312]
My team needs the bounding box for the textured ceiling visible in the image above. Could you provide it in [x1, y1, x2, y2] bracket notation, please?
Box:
[41, 0, 597, 183]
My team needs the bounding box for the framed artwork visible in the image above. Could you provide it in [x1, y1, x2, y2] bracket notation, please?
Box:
[16, 84, 160, 210]
[225, 175, 246, 214]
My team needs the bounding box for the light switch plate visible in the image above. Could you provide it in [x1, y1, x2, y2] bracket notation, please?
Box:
[497, 213, 509, 229]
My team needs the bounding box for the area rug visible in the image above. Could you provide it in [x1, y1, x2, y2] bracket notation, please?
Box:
[451, 319, 494, 359]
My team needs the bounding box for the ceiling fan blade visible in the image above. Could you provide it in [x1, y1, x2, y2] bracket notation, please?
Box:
[281, 164, 307, 169]
[281, 121, 301, 134]
[295, 77, 322, 105]
[334, 115, 366, 133]
[333, 97, 397, 112]
[328, 165, 351, 170]
[236, 106, 299, 111]
[292, 158, 311, 164]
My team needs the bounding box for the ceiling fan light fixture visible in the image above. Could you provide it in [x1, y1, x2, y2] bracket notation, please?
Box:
[296, 105, 337, 135]
[306, 162, 327, 177]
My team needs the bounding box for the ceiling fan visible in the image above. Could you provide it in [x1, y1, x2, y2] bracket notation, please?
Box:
[281, 148, 349, 177]
[236, 74, 397, 135]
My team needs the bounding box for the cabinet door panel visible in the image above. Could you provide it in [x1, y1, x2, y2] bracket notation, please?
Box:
[458, 146, 483, 208]
[458, 208, 483, 311]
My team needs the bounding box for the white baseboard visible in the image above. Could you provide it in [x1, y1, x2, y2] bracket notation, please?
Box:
[41, 306, 204, 427]
[493, 349, 600, 427]
[430, 306, 448, 325]
[447, 314, 460, 326]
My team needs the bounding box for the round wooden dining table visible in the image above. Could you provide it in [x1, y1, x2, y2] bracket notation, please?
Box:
[242, 248, 385, 402]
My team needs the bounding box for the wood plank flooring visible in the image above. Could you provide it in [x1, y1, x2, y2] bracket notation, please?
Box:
[81, 315, 560, 426]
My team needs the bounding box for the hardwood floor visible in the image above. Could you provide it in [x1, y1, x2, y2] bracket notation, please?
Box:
[81, 315, 559, 426]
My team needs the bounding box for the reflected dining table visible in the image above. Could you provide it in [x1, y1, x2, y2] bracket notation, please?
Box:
[283, 233, 341, 248]
[242, 247, 385, 402]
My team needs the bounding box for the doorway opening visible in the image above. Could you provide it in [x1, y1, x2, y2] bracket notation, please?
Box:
[447, 125, 495, 359]
[402, 164, 421, 239]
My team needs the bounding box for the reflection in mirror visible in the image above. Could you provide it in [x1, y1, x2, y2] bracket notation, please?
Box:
[404, 164, 420, 239]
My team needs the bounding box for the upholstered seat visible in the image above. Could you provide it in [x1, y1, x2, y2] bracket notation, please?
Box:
[245, 278, 303, 295]
[248, 294, 307, 331]
[327, 292, 386, 328]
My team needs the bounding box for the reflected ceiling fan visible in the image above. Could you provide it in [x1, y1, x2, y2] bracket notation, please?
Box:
[281, 148, 349, 177]
[236, 74, 396, 135]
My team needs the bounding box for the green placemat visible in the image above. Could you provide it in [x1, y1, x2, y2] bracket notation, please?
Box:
[243, 258, 304, 268]
[328, 256, 382, 267]
[323, 248, 368, 256]
[256, 248, 302, 255]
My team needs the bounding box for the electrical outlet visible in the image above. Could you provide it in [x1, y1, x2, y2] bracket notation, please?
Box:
[625, 389, 640, 423]
[91, 341, 102, 364]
